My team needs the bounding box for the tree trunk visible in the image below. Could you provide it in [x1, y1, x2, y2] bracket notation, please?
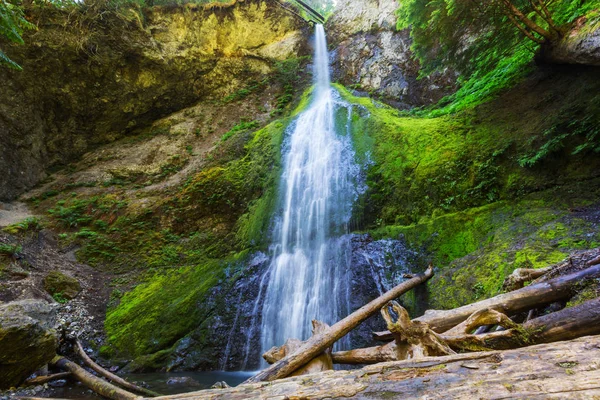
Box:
[150, 335, 600, 399]
[50, 356, 140, 400]
[73, 340, 160, 397]
[374, 263, 600, 341]
[244, 266, 434, 383]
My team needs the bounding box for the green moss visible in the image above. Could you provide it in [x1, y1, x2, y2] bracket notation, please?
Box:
[104, 260, 224, 358]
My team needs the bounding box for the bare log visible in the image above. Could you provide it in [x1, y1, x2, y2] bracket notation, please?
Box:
[263, 320, 333, 376]
[374, 263, 600, 341]
[382, 301, 454, 358]
[502, 266, 551, 291]
[337, 297, 600, 363]
[151, 335, 600, 399]
[73, 339, 160, 397]
[332, 341, 399, 365]
[245, 266, 434, 383]
[444, 308, 518, 336]
[50, 356, 141, 400]
[23, 372, 71, 386]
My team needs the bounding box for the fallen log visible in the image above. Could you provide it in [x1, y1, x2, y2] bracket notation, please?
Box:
[245, 265, 434, 383]
[263, 320, 333, 376]
[50, 356, 141, 400]
[502, 266, 551, 291]
[73, 339, 160, 397]
[150, 335, 600, 399]
[23, 372, 71, 386]
[374, 263, 600, 341]
[333, 297, 600, 363]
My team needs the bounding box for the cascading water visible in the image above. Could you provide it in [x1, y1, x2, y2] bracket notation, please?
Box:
[258, 24, 362, 358]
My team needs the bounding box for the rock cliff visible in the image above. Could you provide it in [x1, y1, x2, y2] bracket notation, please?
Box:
[327, 0, 456, 108]
[0, 0, 309, 200]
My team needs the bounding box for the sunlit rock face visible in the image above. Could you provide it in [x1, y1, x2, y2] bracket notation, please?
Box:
[327, 0, 456, 108]
[0, 0, 309, 200]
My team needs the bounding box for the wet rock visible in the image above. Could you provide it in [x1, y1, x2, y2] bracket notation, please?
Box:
[327, 0, 456, 107]
[0, 300, 58, 389]
[166, 376, 201, 386]
[540, 18, 600, 66]
[211, 381, 231, 389]
[43, 271, 81, 300]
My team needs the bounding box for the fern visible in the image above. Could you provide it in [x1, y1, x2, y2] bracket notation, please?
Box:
[0, 0, 36, 70]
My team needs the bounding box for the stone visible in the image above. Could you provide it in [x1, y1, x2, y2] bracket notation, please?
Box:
[43, 271, 81, 300]
[166, 376, 201, 386]
[0, 300, 58, 389]
[327, 0, 456, 107]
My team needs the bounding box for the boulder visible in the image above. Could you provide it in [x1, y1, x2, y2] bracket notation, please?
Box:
[43, 270, 81, 300]
[0, 300, 58, 389]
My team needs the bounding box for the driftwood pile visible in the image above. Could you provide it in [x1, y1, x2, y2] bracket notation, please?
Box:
[248, 255, 600, 383]
[17, 251, 600, 400]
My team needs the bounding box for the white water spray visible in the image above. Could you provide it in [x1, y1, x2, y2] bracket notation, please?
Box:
[259, 25, 360, 357]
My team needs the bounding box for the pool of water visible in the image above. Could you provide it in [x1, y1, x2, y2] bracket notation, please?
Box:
[47, 371, 256, 399]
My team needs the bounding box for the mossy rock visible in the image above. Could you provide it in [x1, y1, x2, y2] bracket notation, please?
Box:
[0, 301, 58, 389]
[43, 271, 81, 300]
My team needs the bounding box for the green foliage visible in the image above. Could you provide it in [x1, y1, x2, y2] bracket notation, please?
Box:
[3, 217, 43, 235]
[52, 292, 68, 304]
[221, 119, 259, 142]
[398, 0, 597, 115]
[519, 113, 600, 167]
[0, 243, 22, 256]
[0, 0, 36, 70]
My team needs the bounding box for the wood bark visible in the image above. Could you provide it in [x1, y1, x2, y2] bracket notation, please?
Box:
[334, 297, 600, 364]
[50, 356, 141, 400]
[502, 266, 551, 291]
[150, 335, 600, 399]
[245, 266, 434, 383]
[73, 340, 160, 397]
[23, 372, 71, 386]
[374, 263, 600, 341]
[381, 301, 455, 358]
[263, 320, 333, 376]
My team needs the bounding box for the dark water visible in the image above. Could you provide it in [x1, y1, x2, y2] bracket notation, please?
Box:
[48, 371, 255, 399]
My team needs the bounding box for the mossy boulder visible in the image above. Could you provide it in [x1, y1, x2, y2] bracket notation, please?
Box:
[44, 271, 81, 300]
[0, 300, 58, 389]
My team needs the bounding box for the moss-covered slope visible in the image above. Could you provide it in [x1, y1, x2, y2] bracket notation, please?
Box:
[338, 64, 600, 310]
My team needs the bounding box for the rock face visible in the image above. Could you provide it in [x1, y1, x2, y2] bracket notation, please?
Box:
[129, 235, 421, 372]
[541, 17, 600, 66]
[327, 0, 456, 108]
[0, 0, 309, 201]
[0, 300, 58, 389]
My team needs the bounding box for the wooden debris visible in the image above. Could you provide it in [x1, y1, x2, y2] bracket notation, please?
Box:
[244, 265, 434, 383]
[374, 263, 600, 341]
[150, 335, 600, 399]
[263, 320, 333, 376]
[23, 372, 71, 386]
[502, 266, 551, 291]
[381, 301, 454, 358]
[334, 297, 600, 363]
[50, 356, 141, 400]
[73, 339, 160, 397]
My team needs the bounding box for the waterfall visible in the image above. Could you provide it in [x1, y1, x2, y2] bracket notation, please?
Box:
[259, 24, 361, 358]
